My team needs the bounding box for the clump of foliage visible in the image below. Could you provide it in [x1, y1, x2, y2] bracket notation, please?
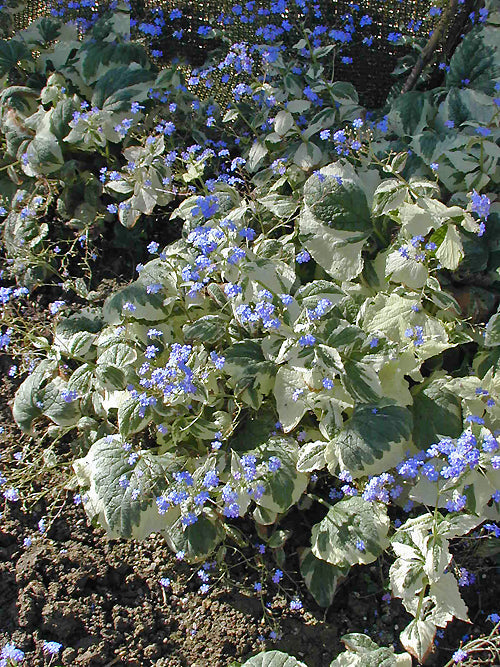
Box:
[2, 0, 500, 664]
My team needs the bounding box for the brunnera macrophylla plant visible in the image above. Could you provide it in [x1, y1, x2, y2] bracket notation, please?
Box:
[11, 152, 500, 660]
[0, 5, 234, 287]
[4, 1, 500, 663]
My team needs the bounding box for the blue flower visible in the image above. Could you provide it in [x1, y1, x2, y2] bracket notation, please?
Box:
[43, 641, 62, 656]
[387, 32, 402, 43]
[296, 249, 311, 264]
[299, 334, 316, 347]
[0, 643, 25, 664]
[470, 190, 490, 219]
[272, 569, 283, 583]
[452, 648, 468, 663]
[268, 456, 282, 472]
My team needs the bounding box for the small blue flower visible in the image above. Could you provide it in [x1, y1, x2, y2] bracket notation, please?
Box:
[43, 641, 62, 656]
[299, 334, 316, 347]
[296, 249, 311, 264]
[355, 539, 366, 552]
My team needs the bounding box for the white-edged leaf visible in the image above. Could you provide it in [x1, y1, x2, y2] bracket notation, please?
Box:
[253, 437, 309, 514]
[293, 141, 322, 169]
[326, 403, 412, 478]
[12, 359, 57, 433]
[385, 251, 428, 289]
[435, 224, 464, 270]
[400, 619, 436, 663]
[103, 281, 166, 324]
[311, 496, 390, 567]
[274, 110, 294, 135]
[73, 436, 177, 539]
[428, 573, 469, 625]
[299, 205, 367, 280]
[274, 366, 308, 432]
[296, 441, 326, 472]
[118, 395, 152, 436]
[299, 548, 342, 608]
[241, 650, 307, 667]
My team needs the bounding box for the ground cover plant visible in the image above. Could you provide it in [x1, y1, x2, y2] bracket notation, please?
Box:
[1, 0, 500, 664]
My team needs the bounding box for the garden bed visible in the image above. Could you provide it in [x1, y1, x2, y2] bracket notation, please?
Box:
[1, 1, 500, 665]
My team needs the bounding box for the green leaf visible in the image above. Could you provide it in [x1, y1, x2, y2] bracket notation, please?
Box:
[241, 651, 307, 667]
[253, 437, 309, 514]
[341, 360, 382, 403]
[12, 359, 57, 433]
[299, 205, 367, 281]
[224, 340, 276, 410]
[446, 26, 500, 94]
[229, 411, 278, 453]
[326, 402, 412, 477]
[183, 315, 227, 344]
[118, 395, 152, 437]
[163, 512, 223, 562]
[411, 377, 462, 449]
[311, 496, 390, 568]
[103, 282, 166, 324]
[80, 36, 148, 84]
[73, 436, 176, 539]
[24, 16, 65, 44]
[91, 65, 153, 112]
[0, 40, 31, 77]
[299, 548, 342, 608]
[303, 163, 371, 233]
[485, 310, 500, 347]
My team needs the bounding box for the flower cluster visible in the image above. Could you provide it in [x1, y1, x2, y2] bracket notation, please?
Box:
[155, 451, 282, 526]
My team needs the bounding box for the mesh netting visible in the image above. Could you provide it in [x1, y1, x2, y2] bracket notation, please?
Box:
[10, 0, 477, 108]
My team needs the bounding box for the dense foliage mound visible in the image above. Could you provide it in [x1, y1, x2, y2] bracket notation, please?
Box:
[1, 0, 499, 664]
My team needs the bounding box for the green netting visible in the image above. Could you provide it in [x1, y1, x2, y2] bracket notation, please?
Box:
[7, 0, 478, 107]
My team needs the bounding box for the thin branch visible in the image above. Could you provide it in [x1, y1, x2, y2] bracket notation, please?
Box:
[401, 0, 459, 95]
